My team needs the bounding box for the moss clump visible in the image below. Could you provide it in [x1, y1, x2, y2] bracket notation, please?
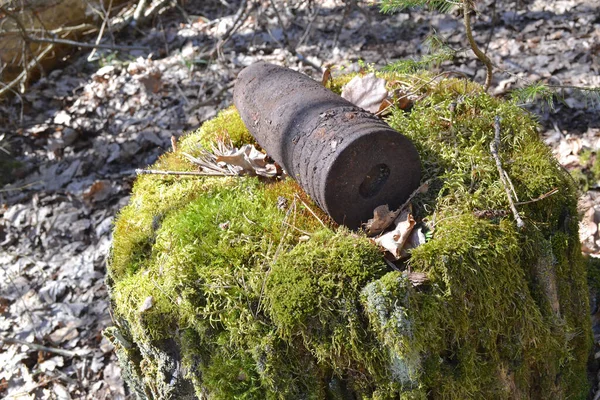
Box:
[107, 73, 592, 399]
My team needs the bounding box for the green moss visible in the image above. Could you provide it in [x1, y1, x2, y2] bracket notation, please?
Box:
[266, 229, 389, 389]
[107, 73, 592, 399]
[182, 106, 255, 150]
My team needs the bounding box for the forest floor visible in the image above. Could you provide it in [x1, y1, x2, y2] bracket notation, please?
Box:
[0, 0, 599, 398]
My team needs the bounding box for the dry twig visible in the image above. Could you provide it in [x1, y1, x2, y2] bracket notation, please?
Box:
[0, 5, 146, 51]
[515, 188, 559, 206]
[87, 0, 114, 61]
[213, 0, 250, 59]
[463, 0, 493, 91]
[1, 337, 84, 359]
[135, 168, 235, 176]
[490, 116, 525, 229]
[294, 193, 327, 229]
[0, 43, 55, 97]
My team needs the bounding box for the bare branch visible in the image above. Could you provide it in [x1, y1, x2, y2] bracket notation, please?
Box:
[463, 0, 493, 91]
[0, 42, 55, 97]
[23, 34, 148, 50]
[1, 337, 86, 359]
[88, 0, 114, 61]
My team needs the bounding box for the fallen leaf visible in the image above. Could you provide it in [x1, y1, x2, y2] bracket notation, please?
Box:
[216, 144, 278, 177]
[363, 204, 397, 236]
[82, 180, 114, 203]
[341, 73, 388, 113]
[103, 362, 126, 397]
[400, 226, 427, 258]
[54, 383, 72, 399]
[49, 324, 79, 344]
[374, 207, 416, 259]
[39, 356, 64, 372]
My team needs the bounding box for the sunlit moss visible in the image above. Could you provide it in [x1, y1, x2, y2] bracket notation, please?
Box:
[107, 73, 592, 399]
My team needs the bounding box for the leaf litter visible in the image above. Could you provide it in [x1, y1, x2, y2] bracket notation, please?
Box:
[341, 72, 388, 113]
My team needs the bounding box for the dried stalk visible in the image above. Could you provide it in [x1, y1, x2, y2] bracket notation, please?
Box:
[294, 193, 327, 229]
[1, 337, 83, 359]
[515, 188, 559, 206]
[135, 168, 235, 176]
[490, 116, 525, 229]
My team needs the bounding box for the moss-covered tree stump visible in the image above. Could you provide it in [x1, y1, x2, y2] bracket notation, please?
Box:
[106, 74, 592, 399]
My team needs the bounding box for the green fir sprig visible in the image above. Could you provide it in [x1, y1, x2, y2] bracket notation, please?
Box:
[380, 0, 457, 14]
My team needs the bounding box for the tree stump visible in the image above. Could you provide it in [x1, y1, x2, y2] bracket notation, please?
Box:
[106, 74, 592, 399]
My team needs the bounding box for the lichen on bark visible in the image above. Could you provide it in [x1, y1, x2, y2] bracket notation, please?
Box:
[106, 73, 592, 399]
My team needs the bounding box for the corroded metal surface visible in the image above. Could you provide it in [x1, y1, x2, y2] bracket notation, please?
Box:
[233, 62, 421, 228]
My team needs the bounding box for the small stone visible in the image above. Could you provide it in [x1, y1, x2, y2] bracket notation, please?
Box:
[61, 128, 79, 146]
[139, 296, 154, 313]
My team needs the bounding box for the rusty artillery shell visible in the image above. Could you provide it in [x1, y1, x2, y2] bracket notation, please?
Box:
[233, 62, 421, 229]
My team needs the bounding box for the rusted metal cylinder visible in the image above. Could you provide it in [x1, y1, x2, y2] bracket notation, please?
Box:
[233, 62, 422, 229]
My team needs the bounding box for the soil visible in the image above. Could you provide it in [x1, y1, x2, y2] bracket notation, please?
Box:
[0, 0, 599, 398]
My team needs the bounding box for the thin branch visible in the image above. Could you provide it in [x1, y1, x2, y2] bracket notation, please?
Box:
[137, 0, 174, 25]
[88, 0, 113, 61]
[364, 179, 432, 235]
[213, 0, 250, 59]
[0, 43, 55, 97]
[23, 34, 148, 50]
[490, 116, 524, 229]
[282, 220, 312, 236]
[0, 4, 147, 51]
[296, 3, 319, 48]
[503, 169, 519, 202]
[0, 180, 43, 193]
[0, 5, 29, 35]
[188, 82, 235, 112]
[515, 188, 559, 206]
[1, 337, 84, 358]
[268, 0, 290, 47]
[463, 0, 493, 91]
[135, 168, 235, 176]
[133, 0, 149, 21]
[294, 193, 327, 229]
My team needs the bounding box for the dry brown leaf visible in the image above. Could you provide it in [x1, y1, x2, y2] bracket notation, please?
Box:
[363, 204, 397, 236]
[341, 73, 388, 114]
[321, 67, 332, 87]
[39, 356, 64, 372]
[49, 324, 79, 344]
[374, 207, 416, 259]
[216, 144, 278, 177]
[82, 180, 113, 203]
